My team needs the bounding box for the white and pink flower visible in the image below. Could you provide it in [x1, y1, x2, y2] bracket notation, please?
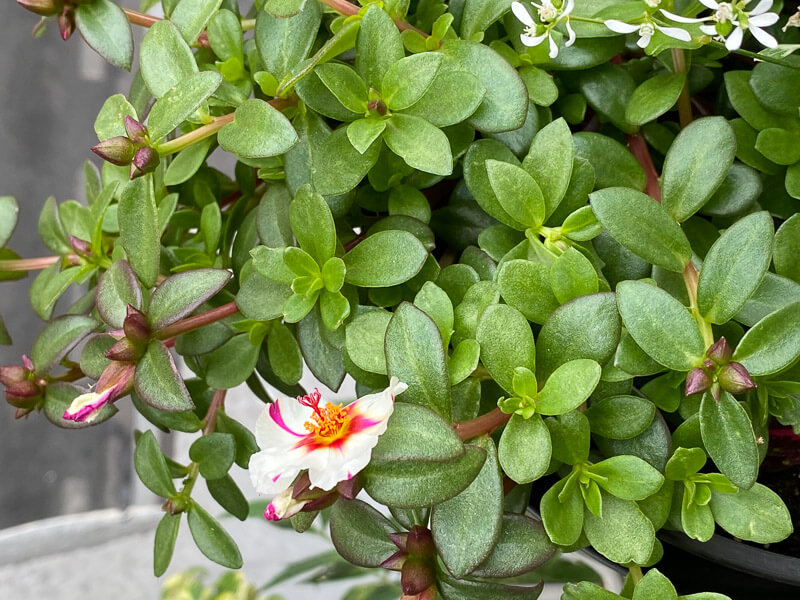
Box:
[63, 362, 134, 423]
[249, 378, 407, 519]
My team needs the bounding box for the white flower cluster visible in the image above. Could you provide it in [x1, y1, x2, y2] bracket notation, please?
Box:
[509, 0, 780, 56]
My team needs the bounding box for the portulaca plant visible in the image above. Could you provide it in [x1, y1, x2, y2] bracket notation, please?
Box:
[2, 0, 800, 599]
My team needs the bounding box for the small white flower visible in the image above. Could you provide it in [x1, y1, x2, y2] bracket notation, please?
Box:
[249, 378, 407, 498]
[511, 0, 576, 58]
[604, 18, 691, 49]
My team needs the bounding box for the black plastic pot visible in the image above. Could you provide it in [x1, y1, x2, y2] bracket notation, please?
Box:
[657, 530, 800, 599]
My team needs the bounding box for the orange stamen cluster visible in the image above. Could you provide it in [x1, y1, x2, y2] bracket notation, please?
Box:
[304, 402, 349, 441]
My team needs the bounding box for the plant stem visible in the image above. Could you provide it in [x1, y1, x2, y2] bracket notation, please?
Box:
[670, 48, 693, 128]
[155, 113, 235, 156]
[629, 564, 644, 585]
[627, 133, 661, 203]
[203, 389, 226, 435]
[683, 262, 714, 348]
[454, 407, 511, 441]
[0, 255, 76, 271]
[122, 8, 211, 48]
[156, 301, 240, 339]
[315, 0, 429, 37]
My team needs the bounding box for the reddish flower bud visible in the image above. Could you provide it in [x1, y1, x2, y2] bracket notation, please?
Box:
[706, 337, 733, 364]
[685, 367, 712, 396]
[129, 146, 160, 179]
[91, 136, 135, 166]
[124, 116, 148, 145]
[22, 354, 35, 372]
[123, 305, 151, 344]
[718, 362, 756, 395]
[401, 559, 436, 596]
[406, 526, 435, 559]
[15, 406, 34, 419]
[17, 0, 62, 16]
[105, 338, 139, 362]
[336, 475, 362, 500]
[300, 491, 339, 513]
[703, 359, 715, 370]
[389, 532, 409, 552]
[5, 380, 42, 408]
[69, 236, 92, 257]
[0, 365, 27, 387]
[380, 550, 407, 571]
[57, 7, 74, 41]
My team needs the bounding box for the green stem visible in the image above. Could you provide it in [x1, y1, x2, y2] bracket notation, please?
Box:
[155, 113, 235, 156]
[157, 301, 240, 339]
[569, 15, 606, 25]
[240, 18, 256, 31]
[629, 565, 644, 585]
[683, 262, 714, 348]
[671, 48, 693, 128]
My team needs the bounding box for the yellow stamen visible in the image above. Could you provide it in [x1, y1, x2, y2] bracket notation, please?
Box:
[304, 402, 349, 442]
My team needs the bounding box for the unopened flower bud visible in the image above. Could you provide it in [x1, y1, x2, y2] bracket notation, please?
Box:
[401, 559, 436, 596]
[69, 236, 92, 257]
[22, 354, 35, 372]
[57, 6, 74, 41]
[16, 406, 35, 419]
[336, 475, 362, 500]
[123, 305, 151, 344]
[718, 362, 756, 395]
[301, 491, 339, 512]
[91, 136, 135, 166]
[0, 365, 27, 387]
[264, 486, 309, 521]
[129, 146, 159, 179]
[380, 550, 407, 571]
[105, 338, 139, 362]
[16, 0, 62, 16]
[406, 526, 435, 559]
[685, 367, 712, 396]
[124, 116, 148, 145]
[5, 380, 42, 408]
[706, 337, 732, 364]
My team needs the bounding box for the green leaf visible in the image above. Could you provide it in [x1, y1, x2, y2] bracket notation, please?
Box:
[755, 128, 800, 165]
[583, 492, 655, 565]
[463, 139, 524, 228]
[460, 0, 513, 40]
[438, 573, 543, 600]
[665, 447, 707, 481]
[661, 117, 737, 222]
[170, 0, 222, 44]
[540, 476, 584, 546]
[400, 70, 485, 128]
[0, 196, 18, 248]
[633, 569, 677, 600]
[164, 137, 214, 186]
[774, 213, 800, 284]
[522, 118, 574, 218]
[385, 302, 451, 419]
[476, 304, 535, 395]
[574, 132, 646, 191]
[263, 0, 308, 17]
[382, 52, 442, 111]
[547, 410, 591, 465]
[682, 491, 716, 543]
[236, 274, 292, 321]
[578, 63, 635, 133]
[207, 475, 249, 520]
[134, 430, 176, 498]
[149, 269, 231, 331]
[486, 159, 545, 229]
[290, 184, 335, 265]
[616, 280, 705, 371]
[330, 499, 397, 568]
[134, 341, 195, 412]
[590, 187, 692, 272]
[625, 73, 686, 126]
[470, 513, 555, 578]
[589, 455, 664, 501]
[75, 0, 133, 70]
[93, 94, 137, 141]
[536, 359, 601, 416]
[267, 322, 304, 385]
[749, 57, 800, 116]
[347, 119, 387, 154]
[733, 300, 800, 376]
[432, 437, 503, 578]
[696, 211, 774, 324]
[297, 306, 346, 391]
[207, 9, 243, 62]
[356, 5, 404, 90]
[218, 98, 298, 159]
[536, 293, 620, 381]
[586, 396, 655, 440]
[362, 444, 486, 508]
[499, 413, 551, 484]
[119, 176, 160, 288]
[439, 40, 527, 134]
[550, 247, 599, 304]
[140, 20, 198, 98]
[372, 402, 464, 462]
[316, 63, 369, 113]
[384, 114, 453, 176]
[187, 503, 243, 568]
[95, 259, 142, 328]
[312, 126, 381, 196]
[699, 391, 758, 490]
[450, 339, 481, 386]
[562, 582, 621, 600]
[414, 281, 454, 347]
[189, 433, 235, 480]
[148, 71, 222, 142]
[31, 315, 98, 376]
[153, 513, 180, 577]
[343, 231, 428, 287]
[710, 483, 793, 544]
[29, 264, 85, 320]
[497, 259, 559, 325]
[346, 310, 391, 375]
[205, 334, 260, 389]
[255, 0, 321, 81]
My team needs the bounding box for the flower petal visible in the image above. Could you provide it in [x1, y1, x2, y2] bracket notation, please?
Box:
[548, 35, 559, 58]
[749, 12, 779, 27]
[749, 25, 778, 48]
[660, 9, 709, 23]
[726, 26, 744, 50]
[565, 20, 577, 46]
[698, 0, 720, 9]
[637, 31, 652, 48]
[521, 32, 547, 47]
[563, 0, 575, 17]
[254, 397, 311, 449]
[748, 0, 774, 16]
[699, 24, 718, 35]
[604, 19, 640, 34]
[511, 1, 535, 27]
[249, 450, 303, 496]
[63, 389, 113, 422]
[656, 25, 692, 41]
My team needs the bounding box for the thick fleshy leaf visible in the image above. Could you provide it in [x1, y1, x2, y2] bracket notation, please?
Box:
[589, 455, 665, 501]
[0, 196, 18, 248]
[586, 396, 655, 440]
[153, 513, 180, 577]
[95, 260, 142, 328]
[75, 0, 133, 70]
[217, 98, 298, 159]
[134, 430, 176, 498]
[31, 315, 98, 376]
[733, 300, 800, 376]
[140, 20, 198, 98]
[345, 310, 391, 375]
[170, 0, 222, 44]
[383, 52, 442, 111]
[476, 304, 535, 395]
[383, 114, 453, 176]
[432, 438, 503, 578]
[148, 71, 222, 142]
[625, 73, 686, 126]
[583, 492, 655, 565]
[438, 573, 543, 600]
[330, 499, 397, 568]
[536, 359, 601, 416]
[187, 503, 242, 569]
[119, 176, 160, 288]
[696, 211, 774, 324]
[616, 280, 705, 371]
[499, 414, 551, 484]
[256, 0, 321, 81]
[385, 302, 451, 419]
[134, 341, 194, 412]
[470, 513, 555, 579]
[497, 259, 559, 325]
[522, 118, 574, 218]
[372, 402, 464, 463]
[344, 231, 428, 287]
[710, 484, 793, 544]
[148, 269, 231, 330]
[699, 391, 758, 490]
[205, 335, 260, 389]
[486, 160, 545, 229]
[356, 5, 404, 90]
[540, 476, 584, 546]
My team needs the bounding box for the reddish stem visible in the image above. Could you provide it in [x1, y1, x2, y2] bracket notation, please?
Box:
[627, 132, 661, 203]
[203, 389, 226, 435]
[453, 407, 511, 441]
[156, 301, 239, 339]
[316, 0, 429, 38]
[122, 8, 210, 48]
